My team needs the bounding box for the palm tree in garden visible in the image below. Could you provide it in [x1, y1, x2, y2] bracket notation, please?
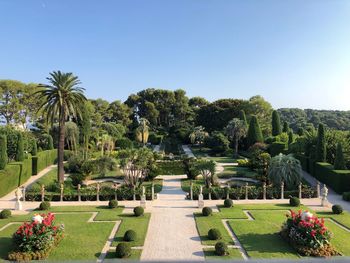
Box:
[136, 118, 150, 145]
[35, 71, 87, 183]
[225, 118, 247, 157]
[189, 126, 208, 149]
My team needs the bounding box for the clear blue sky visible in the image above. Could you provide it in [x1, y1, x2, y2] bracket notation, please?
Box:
[1, 0, 349, 110]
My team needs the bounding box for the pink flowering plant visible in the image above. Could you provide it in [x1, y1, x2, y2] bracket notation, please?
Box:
[282, 210, 331, 249]
[13, 213, 64, 253]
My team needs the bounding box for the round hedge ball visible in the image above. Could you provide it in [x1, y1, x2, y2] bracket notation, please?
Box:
[124, 230, 137, 242]
[289, 197, 300, 207]
[108, 200, 118, 209]
[0, 209, 11, 219]
[202, 207, 213, 216]
[133, 206, 144, 217]
[115, 243, 131, 258]
[39, 201, 51, 211]
[332, 204, 343, 215]
[215, 241, 228, 256]
[224, 199, 233, 208]
[208, 228, 222, 240]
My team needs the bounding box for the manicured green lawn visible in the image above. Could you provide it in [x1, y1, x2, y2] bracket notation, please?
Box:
[196, 203, 350, 259]
[29, 168, 58, 190]
[203, 248, 242, 260]
[217, 166, 257, 179]
[208, 156, 237, 163]
[0, 205, 149, 261]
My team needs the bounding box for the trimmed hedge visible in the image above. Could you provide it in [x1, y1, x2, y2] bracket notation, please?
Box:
[33, 150, 57, 175]
[0, 163, 21, 198]
[295, 154, 309, 172]
[268, 142, 286, 156]
[313, 162, 350, 194]
[157, 161, 185, 175]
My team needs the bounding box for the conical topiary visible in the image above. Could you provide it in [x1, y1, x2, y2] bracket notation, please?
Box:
[15, 133, 24, 162]
[334, 142, 346, 170]
[272, 110, 282, 136]
[247, 115, 263, 146]
[316, 123, 326, 162]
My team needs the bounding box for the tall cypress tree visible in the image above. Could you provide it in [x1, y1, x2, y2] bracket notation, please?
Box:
[316, 123, 326, 162]
[282, 121, 289, 133]
[16, 133, 24, 162]
[334, 142, 346, 170]
[272, 110, 281, 136]
[288, 131, 294, 145]
[32, 140, 38, 156]
[239, 110, 248, 127]
[0, 135, 8, 170]
[247, 115, 263, 146]
[47, 135, 54, 150]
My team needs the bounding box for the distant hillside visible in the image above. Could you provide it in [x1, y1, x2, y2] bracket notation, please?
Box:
[278, 108, 350, 131]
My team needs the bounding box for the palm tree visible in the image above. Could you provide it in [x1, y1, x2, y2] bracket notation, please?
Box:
[35, 71, 86, 183]
[225, 118, 247, 157]
[268, 153, 302, 189]
[136, 118, 150, 145]
[189, 126, 208, 149]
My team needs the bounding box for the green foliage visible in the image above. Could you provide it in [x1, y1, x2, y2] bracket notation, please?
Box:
[268, 154, 302, 189]
[194, 160, 216, 187]
[202, 207, 213, 216]
[39, 201, 51, 210]
[115, 243, 131, 258]
[283, 121, 289, 133]
[123, 230, 137, 242]
[224, 199, 233, 208]
[316, 124, 326, 162]
[272, 110, 282, 136]
[332, 205, 343, 214]
[15, 133, 24, 162]
[0, 164, 21, 197]
[0, 209, 11, 219]
[225, 118, 247, 155]
[116, 137, 134, 149]
[157, 161, 185, 175]
[343, 192, 350, 201]
[205, 132, 230, 154]
[0, 135, 7, 170]
[108, 200, 118, 209]
[208, 228, 222, 240]
[47, 135, 54, 150]
[31, 140, 37, 156]
[288, 131, 294, 145]
[133, 206, 144, 217]
[239, 110, 248, 126]
[33, 150, 57, 175]
[215, 241, 228, 256]
[334, 143, 346, 170]
[269, 142, 287, 157]
[247, 115, 263, 146]
[289, 197, 300, 207]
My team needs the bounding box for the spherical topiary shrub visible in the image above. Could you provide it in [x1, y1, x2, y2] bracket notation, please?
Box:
[108, 200, 118, 209]
[123, 230, 137, 242]
[202, 207, 212, 216]
[332, 204, 343, 215]
[215, 241, 228, 256]
[208, 228, 222, 240]
[133, 206, 144, 217]
[289, 197, 300, 207]
[0, 209, 11, 219]
[39, 201, 51, 210]
[115, 243, 131, 258]
[224, 199, 233, 208]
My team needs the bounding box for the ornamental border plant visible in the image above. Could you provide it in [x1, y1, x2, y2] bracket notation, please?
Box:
[8, 213, 64, 261]
[280, 210, 339, 257]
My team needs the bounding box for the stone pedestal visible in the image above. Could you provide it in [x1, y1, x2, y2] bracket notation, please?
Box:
[190, 181, 193, 200]
[263, 183, 266, 200]
[15, 200, 22, 211]
[280, 181, 284, 199]
[198, 194, 204, 208]
[140, 195, 146, 208]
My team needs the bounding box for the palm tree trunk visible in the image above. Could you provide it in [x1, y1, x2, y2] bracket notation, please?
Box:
[235, 138, 239, 157]
[58, 107, 65, 184]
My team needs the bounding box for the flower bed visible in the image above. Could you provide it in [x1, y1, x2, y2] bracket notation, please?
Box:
[281, 210, 339, 257]
[8, 213, 64, 261]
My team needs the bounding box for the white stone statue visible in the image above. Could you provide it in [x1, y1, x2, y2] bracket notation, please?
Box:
[321, 184, 328, 207]
[15, 187, 23, 211]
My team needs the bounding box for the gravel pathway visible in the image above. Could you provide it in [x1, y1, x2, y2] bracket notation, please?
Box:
[141, 175, 204, 261]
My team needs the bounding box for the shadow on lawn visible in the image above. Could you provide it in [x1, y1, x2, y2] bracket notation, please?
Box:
[0, 236, 14, 259]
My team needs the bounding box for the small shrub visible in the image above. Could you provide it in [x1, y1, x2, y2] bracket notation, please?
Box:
[224, 199, 233, 208]
[332, 205, 343, 214]
[133, 206, 144, 217]
[0, 209, 11, 219]
[343, 192, 350, 201]
[215, 241, 228, 256]
[115, 243, 131, 258]
[108, 200, 118, 209]
[237, 159, 249, 167]
[289, 197, 300, 207]
[208, 228, 222, 240]
[39, 201, 51, 210]
[123, 230, 137, 242]
[202, 207, 212, 216]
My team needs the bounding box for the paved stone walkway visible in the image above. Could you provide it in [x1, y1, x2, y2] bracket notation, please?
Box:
[182, 145, 196, 158]
[141, 175, 204, 261]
